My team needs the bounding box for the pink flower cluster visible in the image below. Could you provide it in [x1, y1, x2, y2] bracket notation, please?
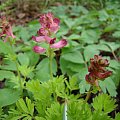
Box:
[0, 16, 15, 42]
[32, 12, 67, 53]
[85, 55, 112, 85]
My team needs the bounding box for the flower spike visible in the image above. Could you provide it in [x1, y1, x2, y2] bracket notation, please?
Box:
[85, 55, 112, 85]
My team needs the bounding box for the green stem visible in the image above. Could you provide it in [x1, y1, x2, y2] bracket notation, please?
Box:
[49, 46, 53, 80]
[85, 86, 92, 102]
[85, 91, 91, 102]
[15, 60, 22, 89]
[112, 50, 119, 62]
[99, 0, 103, 8]
[48, 47, 57, 101]
[95, 80, 102, 93]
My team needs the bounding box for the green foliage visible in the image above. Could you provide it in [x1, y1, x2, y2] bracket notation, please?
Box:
[67, 100, 92, 120]
[0, 41, 14, 55]
[99, 78, 117, 97]
[8, 97, 34, 120]
[17, 53, 30, 66]
[0, 108, 7, 120]
[0, 70, 15, 80]
[35, 58, 57, 81]
[45, 103, 64, 120]
[92, 111, 113, 120]
[65, 76, 79, 91]
[0, 88, 21, 107]
[92, 94, 117, 114]
[18, 65, 34, 78]
[115, 113, 120, 120]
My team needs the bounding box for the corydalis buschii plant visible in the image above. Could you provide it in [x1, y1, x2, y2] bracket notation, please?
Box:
[85, 55, 112, 86]
[32, 12, 67, 53]
[0, 16, 16, 42]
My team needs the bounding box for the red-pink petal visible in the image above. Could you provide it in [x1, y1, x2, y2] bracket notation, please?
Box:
[50, 39, 67, 49]
[37, 27, 48, 36]
[33, 46, 46, 54]
[50, 25, 60, 33]
[44, 36, 56, 44]
[32, 36, 45, 42]
[53, 18, 60, 25]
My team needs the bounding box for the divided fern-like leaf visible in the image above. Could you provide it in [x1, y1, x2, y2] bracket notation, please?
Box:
[8, 97, 34, 120]
[92, 111, 113, 120]
[45, 102, 64, 120]
[115, 113, 120, 120]
[67, 100, 92, 120]
[92, 94, 117, 114]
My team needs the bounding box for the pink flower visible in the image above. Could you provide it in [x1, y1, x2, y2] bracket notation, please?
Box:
[39, 12, 60, 34]
[44, 36, 56, 44]
[32, 36, 45, 42]
[33, 46, 46, 54]
[37, 27, 49, 36]
[32, 35, 56, 44]
[32, 12, 67, 54]
[50, 39, 67, 49]
[0, 16, 16, 42]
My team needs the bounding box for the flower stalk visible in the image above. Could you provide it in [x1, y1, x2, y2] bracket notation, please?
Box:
[48, 46, 53, 80]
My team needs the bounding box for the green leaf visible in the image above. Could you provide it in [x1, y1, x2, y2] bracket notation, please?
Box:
[100, 41, 120, 52]
[45, 102, 64, 120]
[104, 23, 118, 33]
[0, 60, 16, 71]
[26, 79, 52, 101]
[79, 80, 90, 94]
[99, 9, 109, 21]
[92, 94, 117, 114]
[66, 76, 79, 90]
[97, 44, 111, 52]
[0, 41, 14, 54]
[35, 116, 46, 120]
[76, 68, 91, 94]
[0, 108, 7, 120]
[115, 113, 120, 120]
[16, 97, 34, 116]
[56, 25, 68, 38]
[83, 45, 100, 62]
[35, 58, 57, 82]
[0, 70, 15, 81]
[112, 67, 120, 86]
[17, 53, 30, 66]
[113, 31, 120, 38]
[18, 65, 34, 77]
[99, 77, 117, 97]
[61, 51, 84, 64]
[26, 51, 39, 66]
[68, 34, 81, 40]
[109, 60, 120, 69]
[16, 98, 29, 114]
[64, 18, 76, 29]
[80, 29, 101, 43]
[18, 27, 30, 42]
[52, 76, 66, 98]
[68, 100, 92, 120]
[0, 88, 21, 107]
[92, 111, 113, 120]
[9, 97, 34, 120]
